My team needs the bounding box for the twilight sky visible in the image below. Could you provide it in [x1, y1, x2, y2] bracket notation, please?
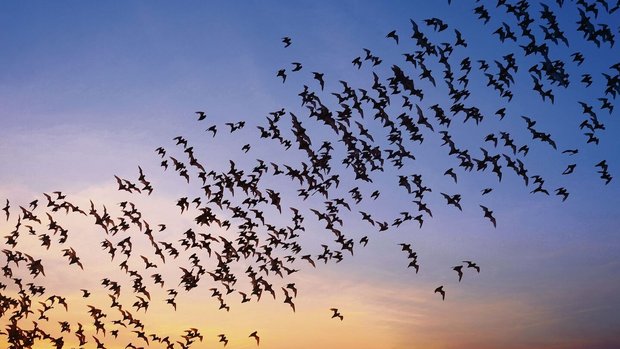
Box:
[1, 1, 619, 348]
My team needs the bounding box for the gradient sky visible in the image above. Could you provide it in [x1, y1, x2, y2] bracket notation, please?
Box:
[1, 1, 619, 348]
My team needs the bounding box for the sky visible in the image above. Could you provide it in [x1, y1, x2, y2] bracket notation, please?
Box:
[1, 1, 619, 348]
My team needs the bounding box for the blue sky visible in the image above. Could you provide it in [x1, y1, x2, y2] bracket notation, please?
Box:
[1, 1, 619, 348]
